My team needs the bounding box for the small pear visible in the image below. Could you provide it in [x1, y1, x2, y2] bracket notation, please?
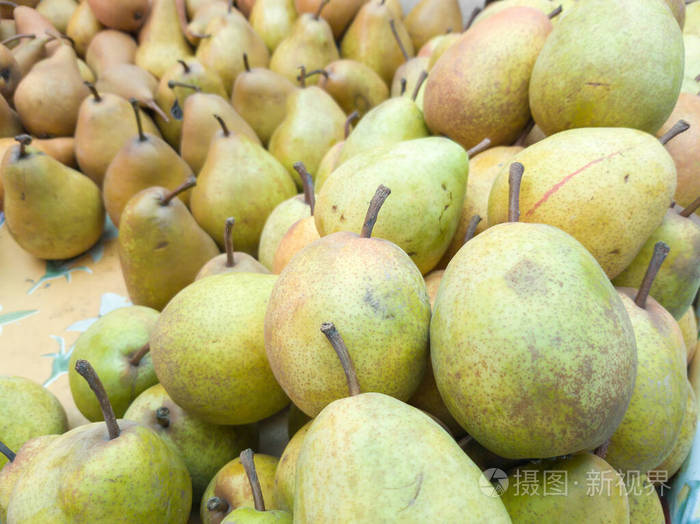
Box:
[95, 63, 169, 121]
[85, 29, 137, 77]
[36, 0, 78, 33]
[250, 0, 297, 52]
[294, 0, 365, 39]
[3, 135, 105, 259]
[404, 0, 462, 51]
[87, 0, 149, 31]
[258, 194, 312, 270]
[679, 308, 698, 363]
[66, 0, 102, 56]
[314, 59, 389, 117]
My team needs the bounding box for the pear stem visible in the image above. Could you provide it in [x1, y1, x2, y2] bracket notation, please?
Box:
[548, 5, 562, 18]
[167, 80, 201, 92]
[594, 440, 610, 459]
[345, 110, 359, 139]
[389, 19, 409, 61]
[155, 407, 170, 428]
[634, 241, 670, 309]
[304, 69, 329, 80]
[213, 114, 230, 137]
[659, 120, 690, 145]
[464, 6, 481, 29]
[297, 65, 307, 88]
[400, 77, 407, 96]
[161, 177, 196, 206]
[243, 52, 250, 72]
[128, 342, 150, 366]
[464, 215, 482, 244]
[514, 119, 535, 146]
[680, 196, 700, 217]
[129, 98, 146, 142]
[177, 59, 190, 74]
[0, 440, 15, 462]
[508, 162, 524, 223]
[1, 33, 36, 46]
[84, 81, 101, 102]
[466, 138, 491, 157]
[294, 162, 315, 214]
[15, 134, 31, 158]
[412, 71, 428, 102]
[225, 217, 235, 267]
[146, 99, 169, 123]
[314, 0, 329, 20]
[74, 360, 120, 440]
[321, 322, 361, 396]
[240, 449, 266, 511]
[360, 185, 391, 238]
[207, 497, 229, 513]
[456, 435, 473, 449]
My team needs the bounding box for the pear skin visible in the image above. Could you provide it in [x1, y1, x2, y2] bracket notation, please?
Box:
[0, 93, 23, 138]
[679, 308, 698, 363]
[11, 34, 52, 77]
[85, 29, 137, 77]
[404, 0, 462, 51]
[258, 194, 311, 270]
[87, 0, 149, 31]
[273, 421, 309, 511]
[272, 216, 320, 273]
[391, 56, 428, 97]
[316, 59, 389, 117]
[626, 474, 665, 524]
[66, 0, 103, 56]
[32, 136, 77, 167]
[36, 0, 78, 33]
[655, 382, 697, 479]
[250, 0, 297, 52]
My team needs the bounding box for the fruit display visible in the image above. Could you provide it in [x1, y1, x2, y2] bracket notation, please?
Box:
[2, 0, 700, 522]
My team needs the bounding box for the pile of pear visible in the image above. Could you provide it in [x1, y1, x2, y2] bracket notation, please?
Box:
[2, 0, 700, 521]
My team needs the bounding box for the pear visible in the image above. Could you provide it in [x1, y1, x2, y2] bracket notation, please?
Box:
[117, 179, 220, 310]
[488, 127, 678, 279]
[231, 58, 297, 145]
[391, 55, 428, 97]
[269, 9, 339, 86]
[31, 136, 76, 167]
[423, 270, 442, 307]
[185, 0, 227, 44]
[66, 0, 103, 56]
[186, 0, 219, 18]
[294, 324, 511, 522]
[407, 360, 462, 435]
[85, 29, 137, 77]
[404, 0, 462, 50]
[424, 7, 551, 151]
[314, 59, 389, 117]
[87, 0, 149, 31]
[625, 474, 665, 524]
[13, 6, 60, 54]
[3, 136, 105, 259]
[67, 305, 159, 421]
[530, 0, 684, 135]
[36, 0, 78, 33]
[258, 193, 312, 270]
[196, 217, 270, 279]
[432, 165, 638, 458]
[294, 0, 365, 39]
[202, 452, 282, 523]
[426, 32, 460, 70]
[250, 0, 297, 52]
[0, 43, 21, 99]
[10, 33, 52, 76]
[14, 44, 90, 136]
[340, 0, 413, 85]
[265, 186, 431, 416]
[316, 137, 467, 274]
[274, 421, 310, 511]
[75, 85, 160, 186]
[124, 384, 258, 502]
[95, 63, 169, 121]
[76, 56, 95, 81]
[0, 376, 67, 470]
[135, 0, 192, 78]
[6, 360, 192, 522]
[190, 115, 296, 254]
[313, 111, 358, 189]
[151, 272, 289, 425]
[679, 308, 698, 363]
[195, 6, 268, 94]
[268, 84, 346, 186]
[500, 453, 630, 522]
[0, 93, 23, 138]
[655, 382, 698, 479]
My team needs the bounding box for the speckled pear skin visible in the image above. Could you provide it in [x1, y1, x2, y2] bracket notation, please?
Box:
[656, 382, 697, 478]
[258, 195, 311, 270]
[424, 7, 552, 151]
[151, 273, 289, 426]
[529, 0, 684, 136]
[294, 393, 511, 523]
[6, 421, 192, 523]
[500, 453, 630, 523]
[488, 128, 677, 279]
[274, 421, 310, 511]
[626, 474, 665, 524]
[264, 231, 431, 418]
[613, 207, 700, 320]
[605, 290, 687, 473]
[316, 137, 468, 274]
[431, 223, 638, 459]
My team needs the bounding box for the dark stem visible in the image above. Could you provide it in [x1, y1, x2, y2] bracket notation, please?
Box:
[44, 30, 74, 48]
[225, 217, 235, 267]
[130, 99, 146, 142]
[320, 322, 361, 396]
[155, 407, 170, 428]
[177, 59, 190, 73]
[128, 342, 150, 366]
[464, 7, 481, 29]
[243, 52, 250, 72]
[161, 177, 196, 206]
[360, 184, 391, 238]
[389, 19, 409, 61]
[400, 77, 407, 96]
[206, 497, 229, 513]
[167, 80, 201, 92]
[695, 73, 700, 82]
[240, 449, 266, 511]
[412, 71, 428, 102]
[659, 120, 690, 145]
[635, 241, 670, 309]
[508, 162, 524, 223]
[1, 33, 36, 46]
[314, 0, 329, 20]
[74, 360, 120, 440]
[0, 440, 15, 462]
[294, 162, 315, 214]
[464, 215, 482, 244]
[297, 65, 306, 88]
[303, 69, 329, 81]
[466, 138, 491, 157]
[514, 119, 535, 147]
[15, 134, 31, 158]
[213, 114, 230, 137]
[680, 196, 700, 217]
[548, 5, 562, 19]
[84, 81, 101, 102]
[594, 440, 610, 460]
[345, 110, 359, 139]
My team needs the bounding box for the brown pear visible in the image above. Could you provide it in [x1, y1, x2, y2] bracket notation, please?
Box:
[0, 93, 23, 138]
[85, 29, 137, 77]
[314, 59, 389, 117]
[32, 136, 76, 167]
[404, 0, 462, 50]
[294, 0, 366, 39]
[10, 33, 51, 76]
[95, 63, 169, 121]
[13, 5, 61, 53]
[87, 0, 149, 31]
[66, 0, 103, 56]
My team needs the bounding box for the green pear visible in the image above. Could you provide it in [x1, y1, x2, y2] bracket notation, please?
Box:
[404, 0, 462, 51]
[655, 382, 697, 479]
[190, 116, 296, 254]
[268, 85, 346, 187]
[274, 421, 310, 511]
[2, 136, 105, 260]
[250, 0, 297, 52]
[265, 186, 431, 416]
[314, 59, 389, 117]
[424, 7, 551, 151]
[117, 179, 220, 310]
[432, 176, 638, 458]
[0, 376, 67, 470]
[201, 453, 282, 524]
[316, 137, 468, 274]
[269, 10, 338, 86]
[257, 194, 311, 270]
[530, 0, 684, 135]
[500, 453, 630, 522]
[294, 325, 511, 522]
[67, 305, 159, 421]
[6, 360, 192, 522]
[197, 218, 270, 279]
[626, 474, 665, 524]
[488, 127, 678, 279]
[124, 383, 258, 501]
[151, 272, 289, 425]
[679, 308, 698, 363]
[606, 243, 687, 472]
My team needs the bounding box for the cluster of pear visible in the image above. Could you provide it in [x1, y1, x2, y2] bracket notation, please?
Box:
[2, 0, 700, 521]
